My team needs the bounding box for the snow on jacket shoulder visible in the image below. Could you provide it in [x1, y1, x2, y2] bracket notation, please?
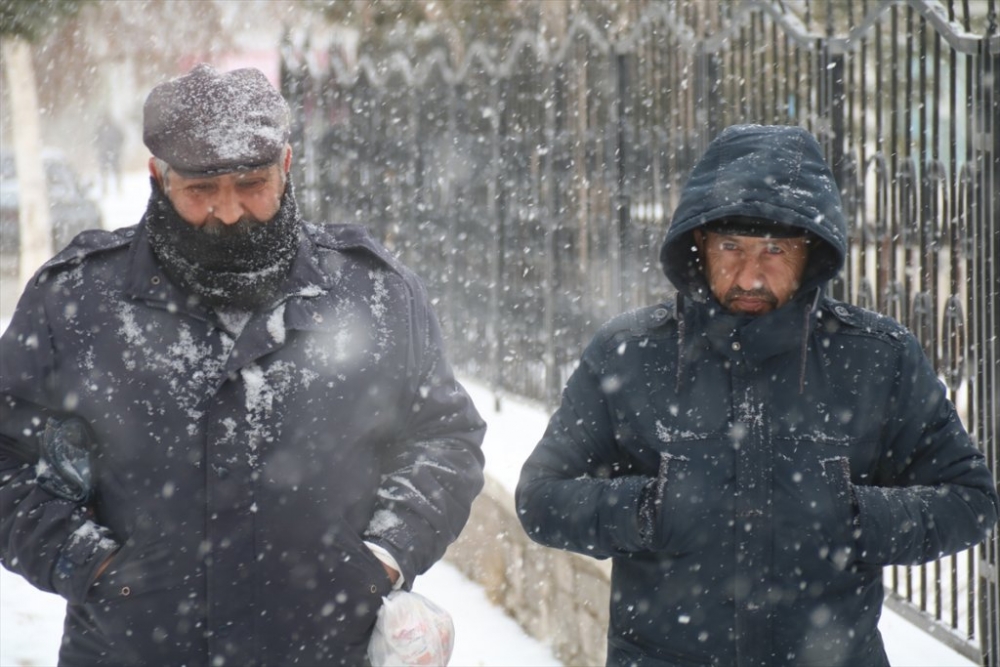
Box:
[0, 219, 485, 666]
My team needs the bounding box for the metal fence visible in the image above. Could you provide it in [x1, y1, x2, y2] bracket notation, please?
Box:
[281, 0, 1000, 663]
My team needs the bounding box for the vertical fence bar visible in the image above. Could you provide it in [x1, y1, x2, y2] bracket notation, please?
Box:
[615, 49, 631, 312]
[978, 11, 1000, 664]
[542, 61, 559, 406]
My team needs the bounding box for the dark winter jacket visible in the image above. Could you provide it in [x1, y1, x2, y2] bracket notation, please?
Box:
[0, 196, 486, 666]
[516, 125, 999, 667]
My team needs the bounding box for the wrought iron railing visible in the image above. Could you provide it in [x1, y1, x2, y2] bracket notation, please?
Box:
[281, 0, 999, 662]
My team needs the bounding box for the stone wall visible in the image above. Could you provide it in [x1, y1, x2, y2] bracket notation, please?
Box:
[444, 475, 611, 666]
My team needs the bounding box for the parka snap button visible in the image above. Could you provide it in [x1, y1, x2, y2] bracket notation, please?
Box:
[835, 306, 848, 317]
[370, 584, 378, 594]
[150, 276, 161, 286]
[120, 586, 131, 597]
[653, 308, 669, 320]
[731, 342, 741, 351]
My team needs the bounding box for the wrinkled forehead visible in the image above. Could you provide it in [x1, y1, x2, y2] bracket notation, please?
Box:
[701, 229, 811, 248]
[165, 161, 283, 185]
[169, 160, 283, 180]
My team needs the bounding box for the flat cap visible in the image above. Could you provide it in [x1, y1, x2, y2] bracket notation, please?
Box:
[143, 64, 290, 176]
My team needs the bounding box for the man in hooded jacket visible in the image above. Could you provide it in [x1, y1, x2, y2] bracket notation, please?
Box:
[516, 124, 998, 667]
[0, 64, 485, 666]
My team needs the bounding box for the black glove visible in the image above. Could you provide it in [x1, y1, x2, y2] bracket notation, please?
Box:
[36, 417, 94, 503]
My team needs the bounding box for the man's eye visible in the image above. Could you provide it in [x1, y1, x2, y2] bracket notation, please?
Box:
[720, 241, 739, 251]
[765, 244, 783, 254]
[188, 184, 214, 194]
[237, 179, 266, 190]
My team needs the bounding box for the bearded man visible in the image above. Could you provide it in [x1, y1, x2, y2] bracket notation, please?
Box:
[0, 64, 485, 666]
[516, 124, 998, 667]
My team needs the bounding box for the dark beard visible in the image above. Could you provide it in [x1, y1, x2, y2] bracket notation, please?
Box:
[144, 178, 300, 311]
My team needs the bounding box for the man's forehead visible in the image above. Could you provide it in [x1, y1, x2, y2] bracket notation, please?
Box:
[704, 229, 809, 242]
[173, 165, 277, 183]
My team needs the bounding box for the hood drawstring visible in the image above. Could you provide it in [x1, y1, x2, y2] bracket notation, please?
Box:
[675, 292, 686, 393]
[798, 289, 821, 394]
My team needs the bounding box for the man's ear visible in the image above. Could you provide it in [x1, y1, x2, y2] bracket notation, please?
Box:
[692, 229, 706, 253]
[691, 229, 708, 269]
[148, 157, 166, 189]
[282, 144, 293, 173]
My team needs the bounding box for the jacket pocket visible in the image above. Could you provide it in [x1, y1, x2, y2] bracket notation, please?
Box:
[85, 522, 178, 603]
[774, 451, 860, 573]
[295, 518, 395, 650]
[819, 456, 860, 569]
[77, 533, 189, 666]
[651, 441, 736, 555]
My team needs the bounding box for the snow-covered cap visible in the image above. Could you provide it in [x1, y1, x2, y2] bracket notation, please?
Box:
[143, 64, 290, 177]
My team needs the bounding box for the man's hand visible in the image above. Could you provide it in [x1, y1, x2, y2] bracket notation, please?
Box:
[37, 417, 95, 503]
[93, 552, 117, 581]
[381, 562, 400, 585]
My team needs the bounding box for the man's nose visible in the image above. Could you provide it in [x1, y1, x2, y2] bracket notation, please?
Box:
[209, 187, 243, 224]
[733, 258, 765, 291]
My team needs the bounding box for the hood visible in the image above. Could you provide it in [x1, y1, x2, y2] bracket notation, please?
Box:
[660, 124, 847, 299]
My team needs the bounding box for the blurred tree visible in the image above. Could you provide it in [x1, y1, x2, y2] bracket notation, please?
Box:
[5, 0, 312, 175]
[32, 0, 234, 114]
[0, 0, 86, 287]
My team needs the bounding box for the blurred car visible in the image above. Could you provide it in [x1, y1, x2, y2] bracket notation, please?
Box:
[0, 148, 103, 275]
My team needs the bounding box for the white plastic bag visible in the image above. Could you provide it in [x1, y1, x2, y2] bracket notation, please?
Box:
[367, 590, 455, 666]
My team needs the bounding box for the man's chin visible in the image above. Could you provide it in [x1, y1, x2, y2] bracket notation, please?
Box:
[726, 299, 776, 315]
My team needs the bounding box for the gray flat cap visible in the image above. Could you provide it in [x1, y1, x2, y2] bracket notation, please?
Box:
[143, 64, 290, 176]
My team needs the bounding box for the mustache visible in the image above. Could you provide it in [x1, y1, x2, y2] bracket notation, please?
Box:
[200, 216, 267, 236]
[723, 286, 778, 306]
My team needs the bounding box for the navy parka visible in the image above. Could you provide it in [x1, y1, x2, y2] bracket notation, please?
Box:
[516, 125, 998, 667]
[0, 200, 485, 665]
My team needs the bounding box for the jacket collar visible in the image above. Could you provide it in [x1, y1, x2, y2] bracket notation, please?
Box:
[125, 220, 334, 328]
[684, 287, 821, 368]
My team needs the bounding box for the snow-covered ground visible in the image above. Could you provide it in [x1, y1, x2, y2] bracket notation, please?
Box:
[0, 173, 981, 666]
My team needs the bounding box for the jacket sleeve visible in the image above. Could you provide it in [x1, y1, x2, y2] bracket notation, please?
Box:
[0, 282, 121, 604]
[515, 341, 652, 559]
[854, 332, 999, 566]
[361, 279, 486, 586]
